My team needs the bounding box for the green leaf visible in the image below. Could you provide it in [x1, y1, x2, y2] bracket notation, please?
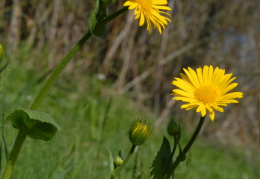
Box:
[150, 136, 173, 179]
[89, 0, 109, 37]
[107, 147, 114, 173]
[6, 109, 60, 141]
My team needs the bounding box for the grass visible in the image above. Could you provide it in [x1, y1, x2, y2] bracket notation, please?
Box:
[0, 48, 259, 179]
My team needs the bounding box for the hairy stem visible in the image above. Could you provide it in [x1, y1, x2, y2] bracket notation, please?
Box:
[30, 7, 128, 110]
[2, 129, 28, 179]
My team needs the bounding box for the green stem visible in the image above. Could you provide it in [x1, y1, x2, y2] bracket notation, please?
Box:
[164, 115, 205, 179]
[163, 136, 177, 175]
[30, 30, 92, 110]
[30, 6, 128, 110]
[99, 7, 128, 27]
[258, 94, 260, 150]
[111, 145, 136, 179]
[171, 136, 178, 159]
[2, 129, 28, 179]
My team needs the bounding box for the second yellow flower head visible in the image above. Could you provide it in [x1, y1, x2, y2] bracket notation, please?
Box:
[172, 65, 243, 121]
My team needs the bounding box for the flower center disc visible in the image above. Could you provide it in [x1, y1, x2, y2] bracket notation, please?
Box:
[139, 0, 152, 11]
[195, 86, 217, 103]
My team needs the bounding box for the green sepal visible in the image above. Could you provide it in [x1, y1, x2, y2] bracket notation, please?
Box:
[107, 147, 115, 173]
[150, 136, 173, 179]
[6, 109, 60, 141]
[89, 0, 112, 37]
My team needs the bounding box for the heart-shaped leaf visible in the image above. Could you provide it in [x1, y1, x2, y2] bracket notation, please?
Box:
[6, 109, 60, 141]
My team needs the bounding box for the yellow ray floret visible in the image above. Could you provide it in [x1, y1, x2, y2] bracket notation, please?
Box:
[172, 65, 243, 121]
[123, 0, 172, 34]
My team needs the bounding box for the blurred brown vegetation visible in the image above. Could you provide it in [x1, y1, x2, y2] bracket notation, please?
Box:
[0, 0, 259, 151]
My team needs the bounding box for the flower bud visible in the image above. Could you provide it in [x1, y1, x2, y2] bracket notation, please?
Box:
[129, 119, 152, 146]
[167, 117, 181, 137]
[0, 44, 3, 62]
[180, 153, 186, 161]
[114, 156, 124, 167]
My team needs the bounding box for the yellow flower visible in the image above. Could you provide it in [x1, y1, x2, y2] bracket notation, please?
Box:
[172, 65, 243, 121]
[123, 0, 171, 34]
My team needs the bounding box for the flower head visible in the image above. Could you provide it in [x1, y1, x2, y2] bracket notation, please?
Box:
[123, 0, 171, 34]
[129, 119, 152, 145]
[172, 65, 243, 121]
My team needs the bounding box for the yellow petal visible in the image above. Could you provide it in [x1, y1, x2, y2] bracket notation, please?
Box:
[200, 104, 206, 116]
[208, 65, 214, 85]
[209, 111, 215, 121]
[172, 79, 195, 93]
[202, 65, 209, 86]
[183, 68, 199, 88]
[219, 83, 238, 95]
[188, 67, 200, 88]
[173, 89, 194, 98]
[196, 67, 203, 86]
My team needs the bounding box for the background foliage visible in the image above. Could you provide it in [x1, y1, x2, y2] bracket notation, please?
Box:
[0, 0, 259, 178]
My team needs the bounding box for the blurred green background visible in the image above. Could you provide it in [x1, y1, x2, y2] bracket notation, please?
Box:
[0, 0, 259, 178]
